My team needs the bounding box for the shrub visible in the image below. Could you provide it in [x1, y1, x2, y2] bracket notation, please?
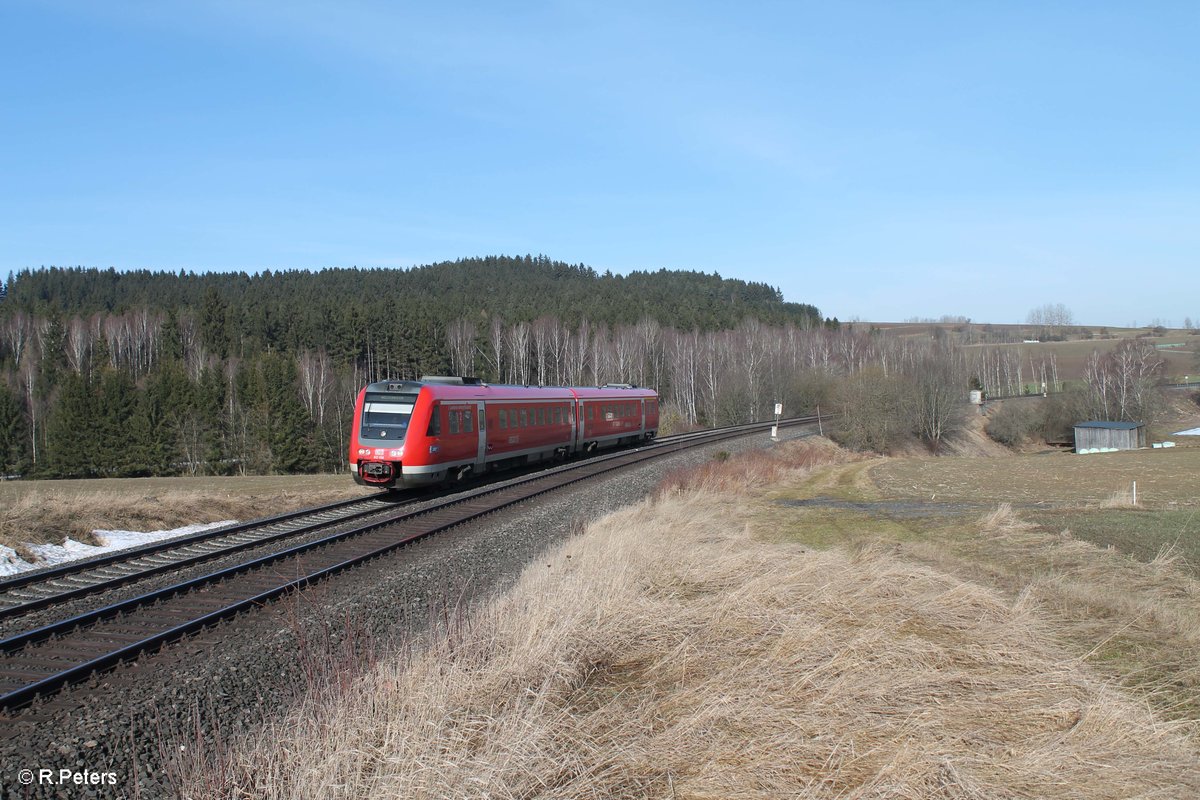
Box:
[986, 402, 1042, 447]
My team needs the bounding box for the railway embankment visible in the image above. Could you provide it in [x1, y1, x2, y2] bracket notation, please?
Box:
[180, 440, 1200, 798]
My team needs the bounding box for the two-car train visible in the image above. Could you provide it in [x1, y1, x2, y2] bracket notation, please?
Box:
[350, 377, 659, 490]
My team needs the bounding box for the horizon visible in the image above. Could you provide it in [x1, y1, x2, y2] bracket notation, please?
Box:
[3, 2, 1197, 328]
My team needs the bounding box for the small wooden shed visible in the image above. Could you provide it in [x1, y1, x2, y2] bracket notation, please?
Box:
[1074, 421, 1146, 453]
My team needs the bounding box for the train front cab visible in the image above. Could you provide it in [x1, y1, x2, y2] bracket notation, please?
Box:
[351, 382, 448, 490]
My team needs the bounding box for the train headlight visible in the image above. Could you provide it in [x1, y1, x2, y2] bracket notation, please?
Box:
[357, 448, 372, 456]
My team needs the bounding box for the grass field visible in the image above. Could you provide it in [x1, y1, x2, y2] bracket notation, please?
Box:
[0, 474, 372, 552]
[182, 441, 1200, 798]
[870, 321, 1200, 382]
[962, 337, 1199, 384]
[767, 443, 1200, 728]
[870, 446, 1200, 508]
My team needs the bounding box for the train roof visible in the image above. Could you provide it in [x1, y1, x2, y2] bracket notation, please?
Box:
[362, 379, 656, 401]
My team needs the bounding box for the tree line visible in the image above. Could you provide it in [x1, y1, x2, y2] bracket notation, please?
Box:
[0, 258, 824, 478]
[0, 260, 1172, 479]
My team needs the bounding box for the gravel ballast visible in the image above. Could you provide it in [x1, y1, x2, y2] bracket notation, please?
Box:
[0, 427, 813, 799]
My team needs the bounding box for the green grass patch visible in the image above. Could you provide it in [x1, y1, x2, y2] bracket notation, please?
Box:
[1030, 508, 1200, 571]
[757, 506, 921, 549]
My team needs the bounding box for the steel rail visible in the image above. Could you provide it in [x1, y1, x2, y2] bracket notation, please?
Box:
[0, 415, 817, 710]
[0, 496, 403, 622]
[0, 494, 382, 593]
[0, 418, 808, 622]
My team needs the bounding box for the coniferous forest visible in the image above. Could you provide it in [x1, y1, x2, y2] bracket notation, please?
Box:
[0, 256, 828, 478]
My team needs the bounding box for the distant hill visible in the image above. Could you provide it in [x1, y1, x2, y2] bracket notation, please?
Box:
[1, 256, 820, 336]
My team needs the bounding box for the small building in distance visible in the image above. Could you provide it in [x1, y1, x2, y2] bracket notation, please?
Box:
[1074, 421, 1146, 453]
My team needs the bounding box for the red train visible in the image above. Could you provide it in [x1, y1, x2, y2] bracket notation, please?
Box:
[350, 377, 660, 489]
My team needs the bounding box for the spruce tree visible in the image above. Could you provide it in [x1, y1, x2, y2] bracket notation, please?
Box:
[0, 383, 29, 475]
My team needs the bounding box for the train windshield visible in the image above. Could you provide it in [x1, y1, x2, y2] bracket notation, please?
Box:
[360, 392, 418, 440]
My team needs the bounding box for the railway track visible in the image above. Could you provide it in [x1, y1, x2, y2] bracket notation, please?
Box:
[0, 416, 816, 711]
[0, 494, 408, 622]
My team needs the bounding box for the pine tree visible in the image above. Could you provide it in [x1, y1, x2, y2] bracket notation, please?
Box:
[44, 372, 97, 477]
[0, 383, 30, 475]
[94, 368, 141, 476]
[259, 354, 319, 473]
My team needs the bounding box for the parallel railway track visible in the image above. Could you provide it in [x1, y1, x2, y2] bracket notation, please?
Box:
[0, 416, 817, 711]
[0, 495, 404, 621]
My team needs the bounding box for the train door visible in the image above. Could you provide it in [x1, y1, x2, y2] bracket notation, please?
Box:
[573, 400, 584, 453]
[474, 401, 487, 472]
[639, 399, 645, 436]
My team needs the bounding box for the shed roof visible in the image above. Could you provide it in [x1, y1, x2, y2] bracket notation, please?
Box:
[1074, 421, 1143, 430]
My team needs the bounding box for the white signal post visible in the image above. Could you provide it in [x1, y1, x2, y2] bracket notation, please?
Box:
[771, 402, 782, 441]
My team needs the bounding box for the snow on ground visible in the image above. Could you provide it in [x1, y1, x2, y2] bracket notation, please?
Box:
[1174, 427, 1200, 436]
[0, 520, 238, 577]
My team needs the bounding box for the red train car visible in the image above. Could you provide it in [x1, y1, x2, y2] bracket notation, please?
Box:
[351, 377, 659, 489]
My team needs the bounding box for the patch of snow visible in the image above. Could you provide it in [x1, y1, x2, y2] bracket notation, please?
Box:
[1173, 427, 1200, 436]
[0, 546, 33, 577]
[0, 520, 238, 578]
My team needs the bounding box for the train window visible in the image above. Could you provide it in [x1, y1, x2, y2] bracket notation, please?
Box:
[536, 407, 544, 426]
[498, 409, 507, 429]
[586, 405, 593, 420]
[449, 411, 460, 435]
[464, 410, 474, 433]
[519, 409, 528, 427]
[361, 391, 418, 439]
[426, 405, 441, 436]
[553, 407, 561, 424]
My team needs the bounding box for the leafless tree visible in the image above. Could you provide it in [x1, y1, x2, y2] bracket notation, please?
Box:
[64, 316, 93, 374]
[18, 355, 41, 466]
[567, 319, 590, 385]
[1, 312, 31, 367]
[906, 350, 968, 452]
[508, 321, 531, 384]
[1082, 340, 1164, 422]
[486, 316, 505, 382]
[297, 349, 333, 425]
[446, 318, 477, 377]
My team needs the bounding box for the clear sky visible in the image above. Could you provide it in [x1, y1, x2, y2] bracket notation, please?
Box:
[3, 1, 1197, 326]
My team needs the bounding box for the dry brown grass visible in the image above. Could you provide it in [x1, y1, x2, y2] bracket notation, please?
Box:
[899, 504, 1200, 725]
[977, 502, 1038, 534]
[1098, 486, 1143, 509]
[183, 473, 1200, 797]
[0, 475, 372, 551]
[655, 437, 847, 498]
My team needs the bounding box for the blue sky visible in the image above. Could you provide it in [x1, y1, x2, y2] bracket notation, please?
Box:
[2, 1, 1197, 326]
